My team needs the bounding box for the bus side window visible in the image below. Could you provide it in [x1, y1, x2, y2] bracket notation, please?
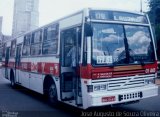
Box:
[10, 40, 16, 58]
[64, 29, 76, 67]
[2, 43, 6, 58]
[22, 34, 31, 56]
[30, 30, 42, 56]
[42, 24, 59, 55]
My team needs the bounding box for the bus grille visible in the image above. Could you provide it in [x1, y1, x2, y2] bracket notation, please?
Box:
[92, 74, 155, 91]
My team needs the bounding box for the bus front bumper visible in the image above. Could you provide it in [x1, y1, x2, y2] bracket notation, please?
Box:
[87, 84, 158, 107]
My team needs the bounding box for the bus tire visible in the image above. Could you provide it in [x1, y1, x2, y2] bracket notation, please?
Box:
[10, 70, 16, 88]
[48, 82, 58, 107]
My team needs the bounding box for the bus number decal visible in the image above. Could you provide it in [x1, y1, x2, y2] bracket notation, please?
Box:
[31, 63, 38, 72]
[97, 56, 113, 64]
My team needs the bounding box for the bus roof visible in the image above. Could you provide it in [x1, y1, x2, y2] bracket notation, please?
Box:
[10, 8, 147, 40]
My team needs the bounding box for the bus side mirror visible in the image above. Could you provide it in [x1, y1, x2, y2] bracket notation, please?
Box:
[84, 23, 93, 37]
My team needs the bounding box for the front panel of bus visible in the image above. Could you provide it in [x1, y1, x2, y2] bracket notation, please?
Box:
[81, 9, 158, 109]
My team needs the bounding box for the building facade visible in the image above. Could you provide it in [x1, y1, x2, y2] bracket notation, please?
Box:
[0, 16, 2, 34]
[0, 16, 3, 61]
[0, 17, 2, 47]
[12, 0, 39, 37]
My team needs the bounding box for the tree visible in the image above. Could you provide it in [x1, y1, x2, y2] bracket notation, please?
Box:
[148, 0, 160, 60]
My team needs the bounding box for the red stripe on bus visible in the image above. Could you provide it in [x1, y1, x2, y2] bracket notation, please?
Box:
[3, 61, 60, 77]
[2, 61, 158, 79]
[80, 62, 157, 79]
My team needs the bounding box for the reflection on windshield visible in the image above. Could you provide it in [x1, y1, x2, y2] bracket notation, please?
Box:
[92, 23, 125, 65]
[92, 23, 155, 66]
[125, 25, 155, 63]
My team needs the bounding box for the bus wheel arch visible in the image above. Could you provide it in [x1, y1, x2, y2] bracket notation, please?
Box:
[43, 75, 58, 106]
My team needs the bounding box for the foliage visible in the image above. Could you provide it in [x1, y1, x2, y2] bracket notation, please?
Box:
[148, 0, 160, 59]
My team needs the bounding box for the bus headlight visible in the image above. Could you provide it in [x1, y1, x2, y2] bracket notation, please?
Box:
[100, 84, 107, 90]
[94, 84, 107, 91]
[145, 79, 155, 84]
[94, 85, 100, 91]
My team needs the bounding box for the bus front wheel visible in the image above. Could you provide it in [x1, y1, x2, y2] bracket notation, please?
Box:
[48, 82, 58, 106]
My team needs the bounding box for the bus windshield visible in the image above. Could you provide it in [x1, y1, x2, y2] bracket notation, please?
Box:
[92, 23, 155, 66]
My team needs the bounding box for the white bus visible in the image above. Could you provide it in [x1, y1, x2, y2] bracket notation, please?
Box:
[1, 8, 158, 109]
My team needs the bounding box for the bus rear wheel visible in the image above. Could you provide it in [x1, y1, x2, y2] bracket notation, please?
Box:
[10, 71, 16, 88]
[48, 83, 58, 106]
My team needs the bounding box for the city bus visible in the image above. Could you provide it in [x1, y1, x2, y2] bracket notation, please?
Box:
[1, 8, 158, 109]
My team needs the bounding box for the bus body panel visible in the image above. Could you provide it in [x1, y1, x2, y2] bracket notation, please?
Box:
[1, 8, 158, 109]
[87, 84, 158, 108]
[81, 74, 158, 109]
[59, 12, 83, 29]
[20, 58, 30, 88]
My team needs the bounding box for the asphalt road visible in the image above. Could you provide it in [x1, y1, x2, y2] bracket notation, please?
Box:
[0, 74, 77, 117]
[0, 72, 160, 117]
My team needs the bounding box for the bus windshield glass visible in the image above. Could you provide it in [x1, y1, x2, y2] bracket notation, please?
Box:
[92, 23, 155, 66]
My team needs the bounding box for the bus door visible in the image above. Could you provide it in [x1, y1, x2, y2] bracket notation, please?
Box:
[60, 27, 82, 105]
[5, 47, 10, 78]
[15, 44, 22, 84]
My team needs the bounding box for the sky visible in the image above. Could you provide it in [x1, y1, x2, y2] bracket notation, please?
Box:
[0, 0, 149, 35]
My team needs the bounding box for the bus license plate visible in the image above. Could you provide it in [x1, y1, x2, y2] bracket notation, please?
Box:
[102, 96, 115, 102]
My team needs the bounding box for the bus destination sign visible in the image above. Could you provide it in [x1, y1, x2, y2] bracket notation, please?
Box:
[89, 10, 148, 24]
[114, 15, 144, 23]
